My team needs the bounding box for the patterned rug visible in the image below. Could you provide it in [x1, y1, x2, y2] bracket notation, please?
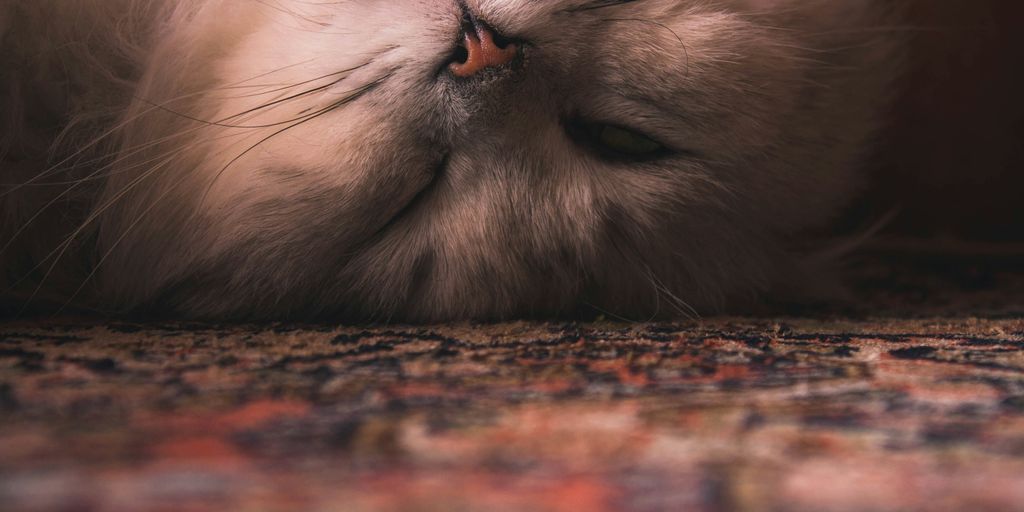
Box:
[2, 246, 1024, 511]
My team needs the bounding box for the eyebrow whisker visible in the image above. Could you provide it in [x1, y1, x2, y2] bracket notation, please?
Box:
[562, 0, 644, 14]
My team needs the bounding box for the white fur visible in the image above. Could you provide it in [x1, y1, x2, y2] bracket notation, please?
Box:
[1, 0, 903, 320]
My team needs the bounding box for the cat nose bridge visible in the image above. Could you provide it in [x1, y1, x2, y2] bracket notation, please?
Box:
[448, 21, 518, 77]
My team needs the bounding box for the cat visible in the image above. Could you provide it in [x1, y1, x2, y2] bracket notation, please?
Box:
[1, 0, 906, 321]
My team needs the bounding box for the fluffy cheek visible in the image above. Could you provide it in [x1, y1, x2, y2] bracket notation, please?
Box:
[97, 101, 443, 313]
[196, 102, 443, 259]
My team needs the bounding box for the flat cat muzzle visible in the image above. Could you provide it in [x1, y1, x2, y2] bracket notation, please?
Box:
[448, 10, 520, 78]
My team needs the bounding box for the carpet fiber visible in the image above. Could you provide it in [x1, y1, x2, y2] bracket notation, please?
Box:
[2, 247, 1024, 511]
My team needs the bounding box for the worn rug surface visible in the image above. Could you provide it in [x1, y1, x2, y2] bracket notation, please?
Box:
[2, 247, 1024, 511]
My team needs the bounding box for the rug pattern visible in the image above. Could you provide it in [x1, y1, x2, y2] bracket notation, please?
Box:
[3, 311, 1024, 511]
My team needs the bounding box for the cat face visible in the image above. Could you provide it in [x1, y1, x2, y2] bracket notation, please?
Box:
[96, 0, 898, 320]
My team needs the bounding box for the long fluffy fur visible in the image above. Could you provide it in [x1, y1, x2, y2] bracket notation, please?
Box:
[2, 0, 903, 320]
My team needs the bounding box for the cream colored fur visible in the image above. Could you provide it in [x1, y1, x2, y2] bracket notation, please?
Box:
[1, 0, 903, 320]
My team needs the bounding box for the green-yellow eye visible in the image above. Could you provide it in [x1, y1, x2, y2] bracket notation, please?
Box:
[595, 124, 663, 155]
[567, 118, 668, 160]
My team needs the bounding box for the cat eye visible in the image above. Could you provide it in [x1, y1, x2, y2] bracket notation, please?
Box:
[566, 119, 669, 160]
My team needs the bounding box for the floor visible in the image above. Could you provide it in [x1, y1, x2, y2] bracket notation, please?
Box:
[2, 246, 1024, 511]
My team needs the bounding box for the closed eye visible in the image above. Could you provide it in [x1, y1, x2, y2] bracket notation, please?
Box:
[565, 117, 671, 161]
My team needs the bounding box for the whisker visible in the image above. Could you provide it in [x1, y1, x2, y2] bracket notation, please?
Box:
[562, 0, 644, 14]
[3, 62, 375, 269]
[0, 122, 249, 259]
[134, 63, 372, 129]
[599, 17, 690, 76]
[1, 58, 328, 198]
[71, 58, 374, 315]
[56, 171, 183, 315]
[14, 147, 189, 312]
[256, 0, 330, 27]
[646, 265, 700, 320]
[198, 73, 392, 207]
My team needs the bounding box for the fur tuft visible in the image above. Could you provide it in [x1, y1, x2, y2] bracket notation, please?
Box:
[2, 0, 904, 320]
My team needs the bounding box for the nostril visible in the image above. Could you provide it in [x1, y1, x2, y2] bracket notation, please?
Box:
[448, 18, 519, 78]
[491, 30, 515, 50]
[450, 45, 470, 66]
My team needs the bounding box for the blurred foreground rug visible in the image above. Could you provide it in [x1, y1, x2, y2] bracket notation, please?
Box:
[2, 244, 1024, 512]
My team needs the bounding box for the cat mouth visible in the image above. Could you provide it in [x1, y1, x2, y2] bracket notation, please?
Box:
[366, 154, 450, 241]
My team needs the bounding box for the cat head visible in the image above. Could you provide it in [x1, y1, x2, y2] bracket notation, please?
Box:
[95, 0, 899, 320]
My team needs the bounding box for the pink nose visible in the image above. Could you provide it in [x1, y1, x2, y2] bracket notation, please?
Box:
[449, 23, 518, 77]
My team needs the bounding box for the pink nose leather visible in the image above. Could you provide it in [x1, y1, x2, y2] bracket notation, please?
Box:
[449, 24, 517, 77]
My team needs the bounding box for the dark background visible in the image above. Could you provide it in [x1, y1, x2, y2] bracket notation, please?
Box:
[865, 1, 1024, 241]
